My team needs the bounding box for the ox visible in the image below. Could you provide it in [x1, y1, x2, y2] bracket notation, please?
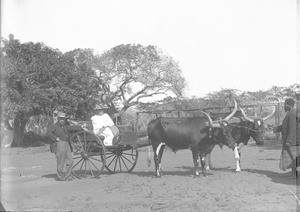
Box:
[206, 106, 276, 172]
[147, 101, 238, 177]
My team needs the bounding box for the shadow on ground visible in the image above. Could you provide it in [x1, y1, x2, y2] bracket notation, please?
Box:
[248, 139, 282, 150]
[243, 168, 299, 185]
[42, 174, 57, 179]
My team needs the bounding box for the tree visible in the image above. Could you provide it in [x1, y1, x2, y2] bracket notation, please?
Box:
[1, 35, 103, 147]
[95, 44, 186, 120]
[267, 85, 298, 100]
[205, 88, 241, 108]
[1, 35, 62, 146]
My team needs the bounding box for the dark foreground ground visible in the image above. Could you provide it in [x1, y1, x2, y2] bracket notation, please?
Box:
[1, 139, 299, 212]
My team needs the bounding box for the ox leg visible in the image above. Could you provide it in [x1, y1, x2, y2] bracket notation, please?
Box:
[200, 154, 207, 177]
[237, 143, 244, 171]
[154, 143, 165, 178]
[153, 145, 159, 177]
[205, 152, 213, 171]
[192, 150, 201, 177]
[153, 152, 159, 177]
[234, 144, 241, 172]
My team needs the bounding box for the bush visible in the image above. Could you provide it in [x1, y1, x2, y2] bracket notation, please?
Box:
[23, 131, 51, 147]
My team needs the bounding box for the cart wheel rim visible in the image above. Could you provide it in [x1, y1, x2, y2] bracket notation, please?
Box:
[104, 147, 138, 173]
[70, 130, 106, 179]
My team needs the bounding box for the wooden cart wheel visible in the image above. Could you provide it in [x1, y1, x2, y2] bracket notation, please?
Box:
[69, 131, 106, 179]
[103, 146, 138, 173]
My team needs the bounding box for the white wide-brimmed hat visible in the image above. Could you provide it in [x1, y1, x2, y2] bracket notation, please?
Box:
[57, 112, 66, 118]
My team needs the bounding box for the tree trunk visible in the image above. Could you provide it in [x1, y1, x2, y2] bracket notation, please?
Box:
[11, 112, 28, 147]
[4, 118, 14, 130]
[112, 105, 129, 123]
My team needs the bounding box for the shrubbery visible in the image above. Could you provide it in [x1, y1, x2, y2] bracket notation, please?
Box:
[23, 131, 51, 147]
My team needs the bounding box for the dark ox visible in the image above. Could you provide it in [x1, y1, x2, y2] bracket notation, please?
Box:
[207, 106, 276, 172]
[147, 101, 238, 177]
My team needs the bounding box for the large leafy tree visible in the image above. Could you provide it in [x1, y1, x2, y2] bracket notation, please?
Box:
[95, 44, 186, 119]
[1, 35, 102, 147]
[205, 88, 242, 108]
[1, 37, 186, 146]
[267, 85, 298, 100]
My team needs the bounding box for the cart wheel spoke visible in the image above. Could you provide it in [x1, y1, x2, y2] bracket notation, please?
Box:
[70, 131, 106, 179]
[73, 158, 84, 169]
[113, 156, 119, 172]
[106, 155, 117, 168]
[89, 159, 100, 171]
[89, 144, 98, 152]
[105, 153, 116, 160]
[119, 156, 122, 172]
[73, 155, 82, 160]
[121, 152, 137, 156]
[78, 159, 85, 173]
[104, 148, 138, 173]
[120, 155, 130, 171]
[87, 160, 95, 177]
[89, 156, 105, 163]
[120, 154, 135, 165]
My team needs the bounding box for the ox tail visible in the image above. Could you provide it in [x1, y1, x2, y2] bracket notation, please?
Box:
[147, 124, 152, 167]
[147, 145, 151, 167]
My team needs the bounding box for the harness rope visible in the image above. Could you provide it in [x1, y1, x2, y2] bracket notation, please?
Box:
[229, 123, 264, 132]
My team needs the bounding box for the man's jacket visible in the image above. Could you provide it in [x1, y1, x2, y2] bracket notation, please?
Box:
[47, 122, 69, 142]
[282, 106, 300, 146]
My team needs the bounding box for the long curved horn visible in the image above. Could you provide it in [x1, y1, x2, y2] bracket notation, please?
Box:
[201, 111, 221, 128]
[262, 106, 276, 121]
[240, 107, 254, 122]
[201, 111, 213, 126]
[223, 100, 238, 122]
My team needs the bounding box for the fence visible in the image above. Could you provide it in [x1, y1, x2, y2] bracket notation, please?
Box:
[135, 102, 285, 140]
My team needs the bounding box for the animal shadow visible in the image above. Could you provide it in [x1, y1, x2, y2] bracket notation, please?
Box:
[243, 168, 300, 186]
[132, 166, 214, 177]
[179, 165, 236, 173]
[42, 173, 57, 179]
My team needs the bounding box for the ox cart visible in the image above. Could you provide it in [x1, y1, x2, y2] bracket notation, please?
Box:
[67, 123, 149, 179]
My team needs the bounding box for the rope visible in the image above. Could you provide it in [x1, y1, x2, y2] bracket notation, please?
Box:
[275, 183, 300, 206]
[236, 125, 264, 132]
[229, 123, 264, 132]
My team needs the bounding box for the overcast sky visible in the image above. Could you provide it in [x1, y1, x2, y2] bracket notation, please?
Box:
[2, 0, 298, 98]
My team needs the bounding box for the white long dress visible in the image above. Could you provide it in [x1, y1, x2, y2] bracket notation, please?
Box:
[91, 114, 115, 146]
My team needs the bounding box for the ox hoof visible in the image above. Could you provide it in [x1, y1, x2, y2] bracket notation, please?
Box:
[194, 171, 201, 178]
[206, 166, 214, 172]
[235, 169, 242, 173]
[156, 173, 163, 178]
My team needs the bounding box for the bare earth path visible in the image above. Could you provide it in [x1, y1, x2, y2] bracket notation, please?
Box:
[1, 140, 299, 212]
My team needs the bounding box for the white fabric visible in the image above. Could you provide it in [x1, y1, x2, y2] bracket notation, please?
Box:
[91, 114, 115, 146]
[91, 114, 114, 130]
[100, 127, 114, 146]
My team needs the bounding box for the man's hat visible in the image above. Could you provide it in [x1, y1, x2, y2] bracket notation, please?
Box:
[95, 105, 108, 110]
[57, 112, 66, 118]
[94, 105, 109, 113]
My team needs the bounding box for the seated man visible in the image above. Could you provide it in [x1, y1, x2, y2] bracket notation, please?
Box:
[91, 110, 119, 146]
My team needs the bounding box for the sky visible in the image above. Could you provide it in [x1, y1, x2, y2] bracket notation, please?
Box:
[1, 0, 298, 98]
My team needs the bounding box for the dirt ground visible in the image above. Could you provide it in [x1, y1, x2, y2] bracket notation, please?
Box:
[1, 139, 300, 212]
